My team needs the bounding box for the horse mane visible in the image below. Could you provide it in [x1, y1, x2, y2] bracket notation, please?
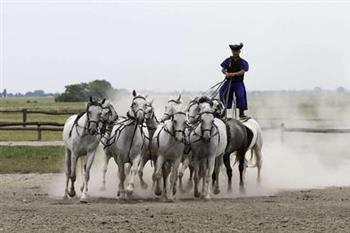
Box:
[198, 96, 212, 104]
[68, 112, 85, 138]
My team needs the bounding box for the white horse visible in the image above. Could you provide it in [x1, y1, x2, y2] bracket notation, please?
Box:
[62, 97, 105, 202]
[137, 98, 160, 190]
[184, 97, 263, 190]
[240, 117, 263, 183]
[152, 103, 187, 201]
[189, 97, 227, 199]
[98, 100, 119, 191]
[105, 90, 149, 198]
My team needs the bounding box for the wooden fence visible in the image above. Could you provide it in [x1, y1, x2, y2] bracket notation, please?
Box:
[0, 109, 349, 141]
[0, 108, 81, 140]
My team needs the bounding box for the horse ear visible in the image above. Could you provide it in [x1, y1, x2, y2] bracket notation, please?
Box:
[176, 94, 181, 103]
[89, 96, 93, 102]
[132, 90, 137, 97]
[101, 98, 106, 105]
[210, 101, 214, 108]
[149, 98, 154, 105]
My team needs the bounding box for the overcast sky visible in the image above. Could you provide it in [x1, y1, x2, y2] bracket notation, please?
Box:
[0, 0, 349, 93]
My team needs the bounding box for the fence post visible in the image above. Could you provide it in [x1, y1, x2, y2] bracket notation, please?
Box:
[280, 123, 285, 144]
[22, 108, 27, 127]
[37, 123, 42, 141]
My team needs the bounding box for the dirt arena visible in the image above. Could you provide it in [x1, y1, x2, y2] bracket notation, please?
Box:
[1, 130, 350, 232]
[1, 173, 350, 233]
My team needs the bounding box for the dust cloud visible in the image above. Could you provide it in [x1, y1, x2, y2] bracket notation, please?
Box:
[49, 91, 350, 200]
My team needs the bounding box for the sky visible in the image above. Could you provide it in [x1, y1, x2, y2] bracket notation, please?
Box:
[0, 0, 349, 93]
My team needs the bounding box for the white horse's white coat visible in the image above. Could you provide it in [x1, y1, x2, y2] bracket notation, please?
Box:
[190, 102, 227, 199]
[62, 99, 104, 202]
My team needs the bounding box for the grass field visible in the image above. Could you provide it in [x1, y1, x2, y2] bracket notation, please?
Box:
[0, 91, 349, 173]
[0, 92, 349, 141]
[0, 146, 64, 173]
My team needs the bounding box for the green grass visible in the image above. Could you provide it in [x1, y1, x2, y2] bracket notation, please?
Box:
[0, 97, 84, 141]
[0, 146, 65, 173]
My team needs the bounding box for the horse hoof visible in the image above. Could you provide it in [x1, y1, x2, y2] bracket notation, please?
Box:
[80, 194, 88, 203]
[117, 191, 121, 197]
[126, 188, 133, 198]
[239, 186, 246, 194]
[68, 190, 76, 198]
[194, 191, 200, 198]
[167, 196, 175, 202]
[227, 186, 233, 193]
[154, 189, 162, 196]
[63, 194, 69, 200]
[213, 187, 220, 195]
[204, 195, 211, 200]
[154, 173, 162, 180]
[140, 182, 149, 190]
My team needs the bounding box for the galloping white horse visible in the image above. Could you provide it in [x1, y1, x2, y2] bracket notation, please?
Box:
[152, 103, 187, 201]
[98, 100, 119, 191]
[189, 97, 227, 199]
[137, 98, 160, 190]
[62, 97, 105, 202]
[105, 90, 149, 198]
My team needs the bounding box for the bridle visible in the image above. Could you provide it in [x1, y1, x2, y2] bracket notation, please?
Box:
[169, 112, 187, 137]
[187, 100, 200, 124]
[128, 95, 146, 121]
[191, 109, 220, 143]
[85, 101, 104, 135]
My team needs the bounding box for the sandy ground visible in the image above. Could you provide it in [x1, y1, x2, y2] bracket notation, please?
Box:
[0, 173, 350, 233]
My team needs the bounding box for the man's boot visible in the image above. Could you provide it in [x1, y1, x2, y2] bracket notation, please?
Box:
[239, 109, 247, 119]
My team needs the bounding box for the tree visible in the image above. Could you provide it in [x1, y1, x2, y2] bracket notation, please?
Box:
[55, 79, 114, 102]
[55, 83, 89, 102]
[87, 80, 112, 98]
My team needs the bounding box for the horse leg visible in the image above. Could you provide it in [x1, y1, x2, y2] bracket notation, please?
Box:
[63, 148, 71, 199]
[193, 161, 200, 198]
[213, 156, 222, 195]
[178, 157, 189, 193]
[238, 149, 246, 193]
[138, 154, 149, 190]
[200, 162, 207, 198]
[255, 146, 263, 184]
[126, 154, 141, 197]
[161, 163, 171, 201]
[117, 160, 126, 199]
[169, 159, 181, 201]
[223, 153, 233, 193]
[185, 164, 194, 192]
[68, 153, 79, 198]
[80, 150, 96, 203]
[204, 157, 216, 200]
[100, 151, 111, 191]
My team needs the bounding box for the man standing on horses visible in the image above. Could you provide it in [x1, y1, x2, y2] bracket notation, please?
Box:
[219, 43, 249, 119]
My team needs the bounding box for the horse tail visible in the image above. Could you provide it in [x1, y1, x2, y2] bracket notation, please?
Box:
[247, 149, 257, 168]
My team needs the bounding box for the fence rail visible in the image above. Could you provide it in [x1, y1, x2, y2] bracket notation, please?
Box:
[1, 108, 350, 142]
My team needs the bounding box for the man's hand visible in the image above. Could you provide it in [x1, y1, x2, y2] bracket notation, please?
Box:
[225, 72, 235, 79]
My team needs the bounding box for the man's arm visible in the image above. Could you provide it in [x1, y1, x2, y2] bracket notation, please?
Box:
[225, 69, 245, 78]
[225, 59, 249, 79]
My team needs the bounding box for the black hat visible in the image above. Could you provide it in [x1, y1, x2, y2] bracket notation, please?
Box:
[229, 43, 243, 51]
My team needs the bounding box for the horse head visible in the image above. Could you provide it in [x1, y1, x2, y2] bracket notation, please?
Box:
[86, 97, 105, 135]
[161, 93, 182, 122]
[128, 90, 147, 124]
[198, 97, 215, 143]
[186, 96, 200, 124]
[169, 104, 187, 143]
[100, 100, 118, 126]
[145, 98, 155, 121]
